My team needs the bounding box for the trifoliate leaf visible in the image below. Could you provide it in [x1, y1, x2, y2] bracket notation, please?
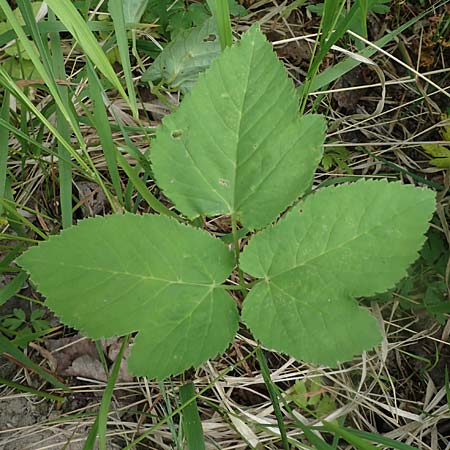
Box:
[142, 18, 220, 92]
[241, 180, 435, 366]
[17, 214, 237, 379]
[151, 25, 326, 230]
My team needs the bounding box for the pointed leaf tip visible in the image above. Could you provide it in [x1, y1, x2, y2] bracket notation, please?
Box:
[151, 26, 326, 229]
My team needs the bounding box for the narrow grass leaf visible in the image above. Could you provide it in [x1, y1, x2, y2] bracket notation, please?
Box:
[0, 377, 65, 402]
[179, 382, 206, 450]
[0, 66, 90, 173]
[0, 115, 69, 160]
[98, 336, 129, 450]
[0, 197, 47, 240]
[44, 0, 129, 104]
[17, 0, 52, 72]
[309, 0, 446, 91]
[342, 428, 420, 450]
[0, 271, 28, 306]
[86, 62, 123, 202]
[256, 348, 289, 450]
[290, 415, 334, 449]
[82, 417, 99, 450]
[0, 91, 9, 216]
[212, 0, 233, 50]
[0, 20, 116, 47]
[321, 421, 379, 450]
[0, 0, 82, 144]
[0, 333, 67, 389]
[108, 0, 138, 118]
[48, 9, 73, 228]
[116, 152, 178, 219]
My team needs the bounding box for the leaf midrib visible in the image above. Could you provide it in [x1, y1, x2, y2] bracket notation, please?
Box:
[29, 259, 218, 288]
[230, 35, 256, 219]
[268, 196, 429, 281]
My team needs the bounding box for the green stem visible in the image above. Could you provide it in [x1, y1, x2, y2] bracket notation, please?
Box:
[231, 216, 246, 291]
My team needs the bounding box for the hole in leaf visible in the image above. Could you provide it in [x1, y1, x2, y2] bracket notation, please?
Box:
[203, 34, 217, 42]
[171, 130, 183, 139]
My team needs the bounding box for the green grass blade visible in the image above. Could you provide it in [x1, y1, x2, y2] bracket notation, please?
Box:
[276, 391, 333, 449]
[329, 425, 420, 450]
[16, 0, 52, 72]
[0, 91, 9, 216]
[0, 66, 89, 173]
[0, 333, 68, 390]
[0, 0, 83, 146]
[0, 68, 113, 209]
[291, 418, 334, 449]
[116, 152, 179, 219]
[108, 0, 138, 118]
[160, 381, 182, 448]
[0, 377, 65, 402]
[0, 115, 69, 161]
[212, 0, 232, 50]
[48, 10, 73, 228]
[97, 336, 129, 450]
[179, 382, 206, 450]
[321, 421, 379, 450]
[83, 416, 99, 450]
[0, 198, 48, 240]
[0, 244, 24, 270]
[0, 21, 117, 47]
[44, 0, 129, 105]
[320, 0, 345, 39]
[355, 0, 368, 39]
[256, 348, 289, 450]
[300, 0, 349, 108]
[309, 0, 447, 92]
[0, 271, 28, 306]
[86, 62, 123, 203]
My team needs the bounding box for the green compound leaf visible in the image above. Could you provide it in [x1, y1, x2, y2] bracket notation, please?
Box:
[17, 214, 237, 379]
[241, 180, 435, 366]
[151, 25, 326, 230]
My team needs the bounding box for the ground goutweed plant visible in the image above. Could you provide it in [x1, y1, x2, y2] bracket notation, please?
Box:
[18, 26, 436, 380]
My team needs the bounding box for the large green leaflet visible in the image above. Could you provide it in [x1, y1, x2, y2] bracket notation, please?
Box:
[151, 25, 326, 230]
[17, 215, 238, 379]
[241, 180, 435, 365]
